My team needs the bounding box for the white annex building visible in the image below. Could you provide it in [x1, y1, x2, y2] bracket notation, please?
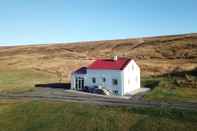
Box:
[71, 56, 140, 96]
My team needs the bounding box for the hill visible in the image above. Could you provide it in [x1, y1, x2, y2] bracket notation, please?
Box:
[0, 33, 197, 76]
[0, 33, 197, 101]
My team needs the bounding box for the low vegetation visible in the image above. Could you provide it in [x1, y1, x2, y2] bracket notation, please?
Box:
[0, 100, 196, 131]
[0, 69, 56, 93]
[0, 34, 196, 98]
[142, 68, 197, 102]
[0, 33, 197, 130]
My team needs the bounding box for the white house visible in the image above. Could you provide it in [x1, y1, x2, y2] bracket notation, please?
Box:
[71, 56, 140, 96]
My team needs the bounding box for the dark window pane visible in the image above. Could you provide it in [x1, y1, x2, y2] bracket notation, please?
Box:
[92, 77, 96, 83]
[112, 79, 118, 85]
[113, 90, 118, 94]
[102, 77, 106, 82]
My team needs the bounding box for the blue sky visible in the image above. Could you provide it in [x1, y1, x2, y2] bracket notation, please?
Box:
[0, 0, 197, 46]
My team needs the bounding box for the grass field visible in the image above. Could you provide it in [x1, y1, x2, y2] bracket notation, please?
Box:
[0, 69, 56, 93]
[0, 100, 196, 131]
[0, 67, 196, 103]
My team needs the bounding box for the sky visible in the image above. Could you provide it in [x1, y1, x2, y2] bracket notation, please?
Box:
[0, 0, 197, 46]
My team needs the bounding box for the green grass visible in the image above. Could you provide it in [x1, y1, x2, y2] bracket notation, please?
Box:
[142, 73, 197, 102]
[0, 69, 56, 93]
[0, 100, 196, 131]
[1, 67, 196, 103]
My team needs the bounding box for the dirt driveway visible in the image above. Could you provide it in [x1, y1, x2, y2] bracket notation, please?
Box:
[0, 87, 197, 111]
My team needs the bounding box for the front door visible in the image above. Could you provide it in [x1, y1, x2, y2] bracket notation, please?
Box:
[75, 77, 84, 90]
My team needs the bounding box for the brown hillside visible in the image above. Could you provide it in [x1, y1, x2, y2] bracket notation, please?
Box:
[0, 33, 197, 81]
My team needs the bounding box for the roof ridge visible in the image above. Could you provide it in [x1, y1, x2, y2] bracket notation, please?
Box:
[88, 57, 131, 70]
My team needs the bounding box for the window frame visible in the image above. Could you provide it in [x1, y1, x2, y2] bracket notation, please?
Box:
[92, 77, 96, 84]
[112, 79, 118, 86]
[102, 77, 106, 83]
[128, 79, 130, 85]
[113, 90, 119, 94]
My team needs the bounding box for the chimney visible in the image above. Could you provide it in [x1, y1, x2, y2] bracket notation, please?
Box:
[113, 56, 118, 61]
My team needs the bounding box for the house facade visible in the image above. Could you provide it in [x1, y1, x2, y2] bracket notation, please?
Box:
[71, 56, 140, 96]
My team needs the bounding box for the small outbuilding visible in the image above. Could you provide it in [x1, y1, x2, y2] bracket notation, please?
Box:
[71, 56, 140, 96]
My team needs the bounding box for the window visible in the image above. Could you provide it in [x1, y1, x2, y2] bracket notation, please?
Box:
[135, 76, 138, 83]
[128, 79, 130, 85]
[112, 79, 118, 85]
[113, 90, 118, 94]
[131, 64, 134, 71]
[92, 77, 96, 83]
[102, 77, 106, 83]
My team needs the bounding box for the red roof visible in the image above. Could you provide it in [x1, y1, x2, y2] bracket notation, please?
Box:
[88, 58, 131, 70]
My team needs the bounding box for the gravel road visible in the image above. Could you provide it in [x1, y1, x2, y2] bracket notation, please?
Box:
[0, 87, 197, 111]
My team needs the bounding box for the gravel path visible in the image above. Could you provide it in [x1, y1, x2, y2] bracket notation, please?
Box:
[0, 87, 197, 110]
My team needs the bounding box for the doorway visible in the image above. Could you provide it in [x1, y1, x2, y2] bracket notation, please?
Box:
[75, 77, 84, 90]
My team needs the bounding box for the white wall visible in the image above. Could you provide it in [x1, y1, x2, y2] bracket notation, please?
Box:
[122, 60, 140, 94]
[86, 69, 123, 95]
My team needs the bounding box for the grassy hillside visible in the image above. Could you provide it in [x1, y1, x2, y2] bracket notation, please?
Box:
[0, 100, 197, 131]
[142, 68, 197, 102]
[0, 33, 197, 101]
[1, 33, 197, 77]
[0, 69, 55, 93]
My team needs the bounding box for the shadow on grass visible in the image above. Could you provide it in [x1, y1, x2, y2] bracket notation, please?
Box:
[160, 67, 197, 77]
[143, 67, 197, 89]
[143, 80, 160, 90]
[35, 83, 71, 89]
